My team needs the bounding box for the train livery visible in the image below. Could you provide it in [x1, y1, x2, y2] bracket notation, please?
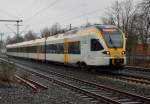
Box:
[6, 24, 126, 69]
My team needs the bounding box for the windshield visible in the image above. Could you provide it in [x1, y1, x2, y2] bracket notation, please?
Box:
[102, 29, 123, 48]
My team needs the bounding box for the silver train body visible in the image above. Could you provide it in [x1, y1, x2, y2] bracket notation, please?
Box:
[6, 25, 126, 68]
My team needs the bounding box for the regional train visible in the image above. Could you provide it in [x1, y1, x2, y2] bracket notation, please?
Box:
[6, 24, 126, 69]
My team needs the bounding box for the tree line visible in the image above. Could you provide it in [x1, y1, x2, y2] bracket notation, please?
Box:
[6, 22, 62, 44]
[6, 0, 150, 55]
[102, 0, 150, 54]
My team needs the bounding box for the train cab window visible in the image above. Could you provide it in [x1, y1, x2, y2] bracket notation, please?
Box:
[91, 39, 104, 51]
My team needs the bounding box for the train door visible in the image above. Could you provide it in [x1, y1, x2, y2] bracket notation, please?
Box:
[36, 44, 40, 60]
[26, 47, 29, 59]
[64, 38, 68, 63]
[81, 36, 89, 61]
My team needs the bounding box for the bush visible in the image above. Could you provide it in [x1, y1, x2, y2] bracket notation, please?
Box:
[0, 61, 17, 82]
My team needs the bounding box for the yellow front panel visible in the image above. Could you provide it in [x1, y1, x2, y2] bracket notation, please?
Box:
[108, 48, 124, 65]
[108, 48, 123, 58]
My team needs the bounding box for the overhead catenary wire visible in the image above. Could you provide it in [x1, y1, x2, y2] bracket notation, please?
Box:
[21, 0, 40, 16]
[46, 5, 86, 22]
[59, 8, 102, 24]
[23, 1, 103, 30]
[66, 16, 101, 27]
[27, 8, 103, 29]
[24, 4, 86, 26]
[0, 8, 18, 19]
[5, 24, 17, 35]
[24, 0, 62, 23]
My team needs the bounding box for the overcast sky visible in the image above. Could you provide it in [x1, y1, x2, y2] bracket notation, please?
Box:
[0, 0, 140, 39]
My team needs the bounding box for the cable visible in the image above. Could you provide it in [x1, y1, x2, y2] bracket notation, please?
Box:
[0, 9, 17, 19]
[46, 4, 85, 22]
[24, 0, 62, 22]
[60, 8, 102, 23]
[64, 15, 101, 27]
[24, 4, 85, 26]
[21, 0, 40, 15]
[27, 7, 102, 28]
[5, 24, 17, 35]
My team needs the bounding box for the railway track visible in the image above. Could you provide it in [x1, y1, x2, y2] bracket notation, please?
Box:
[2, 60, 148, 103]
[15, 58, 150, 86]
[1, 57, 150, 103]
[126, 66, 150, 73]
[15, 75, 48, 92]
[98, 72, 150, 86]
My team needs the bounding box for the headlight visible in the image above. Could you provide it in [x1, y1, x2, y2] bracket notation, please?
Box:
[122, 51, 126, 55]
[102, 51, 110, 55]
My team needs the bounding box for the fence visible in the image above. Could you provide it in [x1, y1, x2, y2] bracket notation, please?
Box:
[127, 55, 150, 67]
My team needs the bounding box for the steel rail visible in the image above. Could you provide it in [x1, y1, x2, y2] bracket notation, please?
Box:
[126, 66, 150, 72]
[1, 58, 150, 103]
[15, 75, 38, 91]
[103, 72, 150, 85]
[24, 77, 48, 90]
[15, 62, 150, 104]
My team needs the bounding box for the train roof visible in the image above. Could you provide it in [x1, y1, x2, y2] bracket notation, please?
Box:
[6, 38, 45, 48]
[6, 24, 117, 48]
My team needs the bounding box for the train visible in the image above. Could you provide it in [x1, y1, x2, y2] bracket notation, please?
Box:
[6, 24, 126, 69]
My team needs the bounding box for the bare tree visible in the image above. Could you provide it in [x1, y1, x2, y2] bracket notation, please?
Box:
[103, 0, 135, 34]
[6, 35, 24, 44]
[41, 27, 50, 38]
[6, 36, 12, 45]
[101, 16, 115, 25]
[41, 23, 61, 38]
[134, 0, 150, 54]
[102, 0, 137, 55]
[50, 23, 61, 35]
[24, 30, 37, 41]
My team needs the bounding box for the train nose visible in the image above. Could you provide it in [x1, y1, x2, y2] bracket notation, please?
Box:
[110, 50, 124, 65]
[110, 58, 124, 66]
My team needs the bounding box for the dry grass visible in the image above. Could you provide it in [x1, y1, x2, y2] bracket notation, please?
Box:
[0, 61, 17, 82]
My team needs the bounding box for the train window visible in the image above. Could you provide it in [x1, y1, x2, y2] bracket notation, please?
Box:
[41, 45, 45, 53]
[47, 44, 54, 53]
[102, 31, 123, 48]
[91, 39, 104, 51]
[68, 41, 80, 54]
[46, 43, 64, 54]
[30, 47, 32, 53]
[57, 43, 64, 54]
[28, 46, 31, 53]
[46, 45, 50, 53]
[52, 44, 57, 53]
[31, 46, 36, 53]
[37, 45, 42, 53]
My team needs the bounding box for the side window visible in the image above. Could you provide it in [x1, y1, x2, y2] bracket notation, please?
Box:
[57, 43, 64, 54]
[42, 45, 45, 53]
[46, 43, 64, 54]
[68, 41, 80, 54]
[91, 39, 104, 51]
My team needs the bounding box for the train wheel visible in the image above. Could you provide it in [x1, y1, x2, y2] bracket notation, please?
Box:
[90, 68, 97, 73]
[80, 62, 88, 71]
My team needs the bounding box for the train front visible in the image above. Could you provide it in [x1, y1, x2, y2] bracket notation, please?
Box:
[98, 25, 126, 67]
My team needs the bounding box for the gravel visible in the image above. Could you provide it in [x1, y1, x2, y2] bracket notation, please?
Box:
[0, 59, 99, 104]
[0, 80, 96, 104]
[7, 57, 150, 100]
[117, 68, 150, 78]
